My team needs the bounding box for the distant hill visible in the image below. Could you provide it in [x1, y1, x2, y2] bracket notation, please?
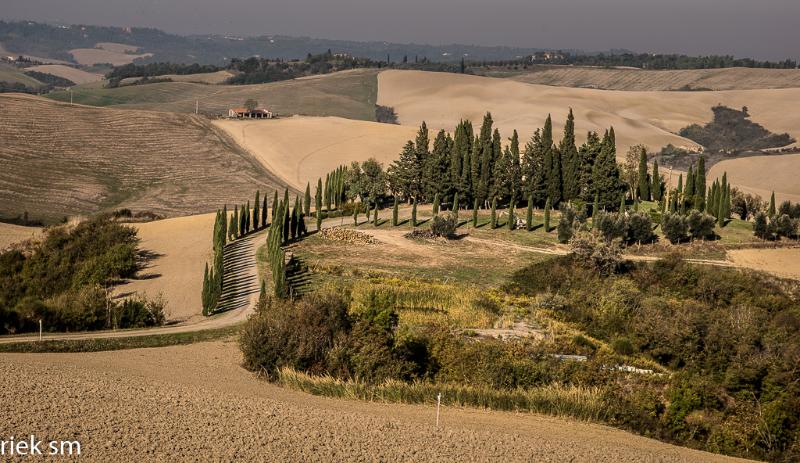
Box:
[0, 20, 555, 65]
[0, 94, 291, 221]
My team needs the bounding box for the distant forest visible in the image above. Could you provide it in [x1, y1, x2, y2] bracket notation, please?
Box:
[1, 20, 797, 69]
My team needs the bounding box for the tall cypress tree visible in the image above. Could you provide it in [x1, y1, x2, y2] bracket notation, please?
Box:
[694, 156, 706, 211]
[507, 202, 515, 230]
[559, 109, 579, 201]
[542, 115, 562, 205]
[411, 198, 417, 227]
[637, 146, 650, 200]
[233, 206, 240, 238]
[526, 194, 534, 231]
[432, 192, 440, 215]
[651, 160, 662, 202]
[353, 202, 359, 226]
[591, 128, 625, 210]
[472, 198, 479, 227]
[373, 203, 379, 226]
[768, 191, 776, 217]
[544, 197, 551, 232]
[228, 212, 236, 240]
[684, 165, 695, 211]
[452, 192, 459, 221]
[677, 173, 683, 194]
[282, 190, 290, 242]
[304, 183, 311, 216]
[254, 191, 260, 230]
[245, 200, 251, 233]
[262, 193, 268, 228]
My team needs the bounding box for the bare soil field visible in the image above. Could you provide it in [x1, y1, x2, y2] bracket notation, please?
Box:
[504, 65, 800, 91]
[0, 222, 43, 250]
[49, 69, 379, 121]
[0, 94, 289, 221]
[728, 248, 800, 280]
[114, 214, 215, 322]
[214, 116, 416, 189]
[69, 43, 152, 66]
[26, 64, 104, 84]
[0, 341, 752, 462]
[708, 154, 800, 204]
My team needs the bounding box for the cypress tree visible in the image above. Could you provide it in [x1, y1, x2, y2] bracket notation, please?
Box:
[228, 213, 236, 241]
[233, 206, 240, 238]
[637, 146, 649, 200]
[452, 192, 459, 221]
[593, 192, 600, 217]
[353, 202, 359, 226]
[373, 203, 379, 226]
[694, 156, 706, 211]
[432, 192, 440, 215]
[685, 165, 694, 206]
[677, 173, 683, 194]
[392, 197, 399, 226]
[245, 200, 251, 233]
[282, 193, 290, 243]
[290, 197, 299, 240]
[240, 204, 247, 235]
[620, 195, 626, 213]
[507, 202, 515, 230]
[591, 128, 625, 210]
[254, 191, 260, 230]
[768, 191, 776, 217]
[472, 198, 479, 227]
[412, 198, 418, 227]
[526, 194, 533, 231]
[544, 197, 551, 232]
[304, 183, 311, 216]
[651, 160, 662, 201]
[262, 193, 268, 228]
[202, 262, 210, 316]
[559, 109, 579, 201]
[509, 130, 522, 205]
[717, 191, 726, 227]
[490, 197, 497, 229]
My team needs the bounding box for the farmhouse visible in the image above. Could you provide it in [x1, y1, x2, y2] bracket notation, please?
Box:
[228, 107, 273, 119]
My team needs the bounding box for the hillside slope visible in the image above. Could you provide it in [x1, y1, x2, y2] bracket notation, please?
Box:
[505, 65, 800, 91]
[48, 69, 379, 121]
[0, 94, 290, 221]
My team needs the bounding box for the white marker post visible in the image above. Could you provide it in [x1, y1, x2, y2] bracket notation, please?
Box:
[436, 393, 441, 428]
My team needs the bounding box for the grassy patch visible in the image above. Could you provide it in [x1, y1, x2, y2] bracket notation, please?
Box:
[277, 366, 608, 422]
[0, 324, 241, 353]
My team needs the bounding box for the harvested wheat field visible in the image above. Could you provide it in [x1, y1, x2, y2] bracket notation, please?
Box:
[26, 64, 104, 84]
[69, 43, 153, 66]
[0, 222, 42, 250]
[708, 154, 800, 204]
[113, 214, 214, 322]
[214, 116, 416, 190]
[0, 94, 289, 220]
[728, 248, 800, 280]
[0, 341, 752, 462]
[506, 65, 800, 91]
[378, 70, 800, 156]
[50, 69, 379, 121]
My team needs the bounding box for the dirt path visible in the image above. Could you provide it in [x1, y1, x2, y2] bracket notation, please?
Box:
[0, 341, 754, 462]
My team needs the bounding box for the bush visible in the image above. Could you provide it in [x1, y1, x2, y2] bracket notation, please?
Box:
[626, 212, 656, 244]
[568, 231, 623, 275]
[557, 207, 576, 243]
[611, 337, 635, 355]
[429, 213, 458, 238]
[687, 210, 716, 240]
[593, 211, 626, 242]
[113, 294, 166, 329]
[661, 212, 688, 244]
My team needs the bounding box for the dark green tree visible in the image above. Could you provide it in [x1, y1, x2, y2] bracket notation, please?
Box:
[694, 156, 706, 211]
[637, 146, 650, 200]
[452, 192, 459, 221]
[304, 183, 311, 216]
[591, 128, 626, 210]
[253, 191, 260, 230]
[353, 202, 359, 226]
[526, 194, 534, 231]
[432, 192, 440, 215]
[392, 197, 399, 226]
[472, 198, 479, 227]
[490, 197, 497, 229]
[768, 191, 776, 217]
[559, 109, 579, 201]
[544, 197, 551, 232]
[651, 160, 662, 201]
[411, 198, 417, 227]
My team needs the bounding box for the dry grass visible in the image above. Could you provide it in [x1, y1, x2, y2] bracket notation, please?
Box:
[214, 116, 416, 189]
[728, 248, 800, 280]
[69, 42, 152, 66]
[0, 94, 289, 220]
[49, 69, 380, 121]
[0, 222, 43, 250]
[503, 65, 800, 91]
[277, 366, 609, 421]
[708, 154, 800, 204]
[26, 64, 103, 84]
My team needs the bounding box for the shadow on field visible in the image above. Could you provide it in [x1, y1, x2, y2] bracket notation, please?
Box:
[217, 232, 261, 313]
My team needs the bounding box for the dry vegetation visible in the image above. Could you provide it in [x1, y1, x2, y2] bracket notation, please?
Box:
[214, 116, 416, 189]
[503, 65, 800, 91]
[68, 42, 153, 66]
[0, 222, 43, 250]
[0, 94, 289, 221]
[709, 154, 800, 204]
[26, 64, 104, 84]
[49, 69, 380, 121]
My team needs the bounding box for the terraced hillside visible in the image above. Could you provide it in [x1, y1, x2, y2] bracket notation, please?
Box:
[0, 94, 290, 221]
[48, 69, 379, 121]
[502, 65, 800, 91]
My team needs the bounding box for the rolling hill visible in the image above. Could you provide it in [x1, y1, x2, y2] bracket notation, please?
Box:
[500, 65, 800, 91]
[0, 94, 290, 221]
[47, 69, 379, 121]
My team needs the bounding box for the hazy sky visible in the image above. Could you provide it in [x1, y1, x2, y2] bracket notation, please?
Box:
[3, 0, 798, 60]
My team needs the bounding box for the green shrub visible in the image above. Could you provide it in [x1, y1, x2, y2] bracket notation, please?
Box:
[429, 213, 458, 238]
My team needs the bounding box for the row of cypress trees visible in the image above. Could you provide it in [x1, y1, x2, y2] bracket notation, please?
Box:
[201, 209, 228, 315]
[387, 111, 627, 212]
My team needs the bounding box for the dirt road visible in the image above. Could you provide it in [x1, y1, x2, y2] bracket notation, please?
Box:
[0, 341, 754, 462]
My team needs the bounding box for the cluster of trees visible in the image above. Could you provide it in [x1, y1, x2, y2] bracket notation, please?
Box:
[201, 208, 227, 315]
[105, 62, 222, 86]
[385, 112, 625, 213]
[679, 106, 795, 153]
[753, 194, 800, 240]
[0, 215, 164, 334]
[267, 189, 308, 299]
[486, 52, 799, 70]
